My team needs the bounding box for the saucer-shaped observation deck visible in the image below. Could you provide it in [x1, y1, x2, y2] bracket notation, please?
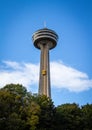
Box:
[32, 28, 58, 50]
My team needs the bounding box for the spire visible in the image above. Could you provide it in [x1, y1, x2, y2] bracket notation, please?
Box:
[44, 21, 46, 28]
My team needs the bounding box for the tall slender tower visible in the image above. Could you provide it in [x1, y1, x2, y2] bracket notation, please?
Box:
[32, 28, 58, 98]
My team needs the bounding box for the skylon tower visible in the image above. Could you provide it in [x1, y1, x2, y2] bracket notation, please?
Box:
[32, 28, 58, 98]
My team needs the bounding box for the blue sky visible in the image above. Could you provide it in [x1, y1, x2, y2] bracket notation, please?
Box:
[0, 0, 92, 106]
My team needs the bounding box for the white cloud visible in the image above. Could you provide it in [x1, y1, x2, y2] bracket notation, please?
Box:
[50, 61, 92, 92]
[0, 60, 92, 92]
[0, 61, 39, 90]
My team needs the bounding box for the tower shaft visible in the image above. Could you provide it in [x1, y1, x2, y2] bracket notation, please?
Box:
[39, 43, 51, 98]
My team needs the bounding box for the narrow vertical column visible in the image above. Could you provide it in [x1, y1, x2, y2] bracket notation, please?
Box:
[39, 42, 51, 98]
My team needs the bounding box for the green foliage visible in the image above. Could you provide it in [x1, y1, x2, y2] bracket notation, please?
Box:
[55, 103, 82, 130]
[0, 84, 55, 130]
[32, 95, 55, 130]
[1, 84, 27, 96]
[0, 84, 92, 130]
[81, 104, 92, 129]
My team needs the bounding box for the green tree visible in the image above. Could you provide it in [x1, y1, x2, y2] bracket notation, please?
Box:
[32, 95, 56, 130]
[1, 84, 92, 130]
[55, 103, 82, 130]
[81, 104, 92, 129]
[1, 84, 27, 96]
[0, 84, 27, 130]
[0, 84, 40, 130]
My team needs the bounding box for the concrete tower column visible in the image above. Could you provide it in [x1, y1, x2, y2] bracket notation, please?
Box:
[39, 43, 51, 97]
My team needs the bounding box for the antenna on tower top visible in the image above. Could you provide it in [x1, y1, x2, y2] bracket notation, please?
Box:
[44, 21, 46, 28]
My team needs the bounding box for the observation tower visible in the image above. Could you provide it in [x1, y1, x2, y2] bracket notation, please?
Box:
[32, 28, 58, 98]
